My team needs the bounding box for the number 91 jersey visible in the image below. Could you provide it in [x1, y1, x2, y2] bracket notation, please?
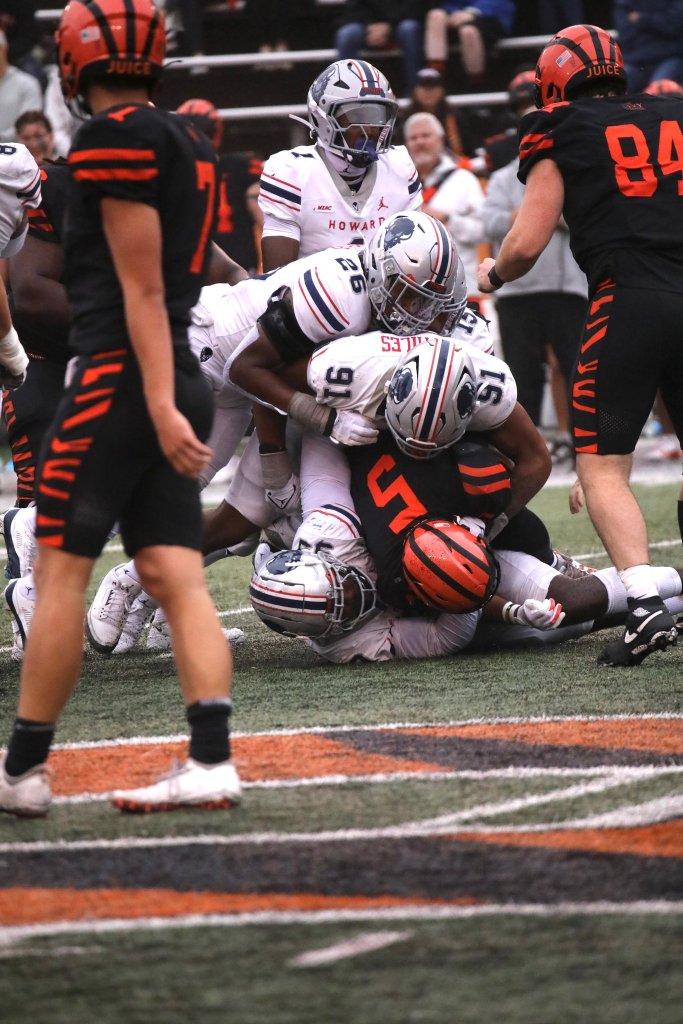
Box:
[307, 330, 515, 428]
[518, 95, 683, 289]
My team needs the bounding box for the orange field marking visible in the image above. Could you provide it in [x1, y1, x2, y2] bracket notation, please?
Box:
[409, 718, 683, 754]
[50, 733, 445, 796]
[446, 820, 683, 859]
[0, 888, 481, 927]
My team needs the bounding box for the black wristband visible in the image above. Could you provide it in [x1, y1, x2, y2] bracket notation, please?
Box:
[488, 265, 505, 290]
[322, 408, 337, 437]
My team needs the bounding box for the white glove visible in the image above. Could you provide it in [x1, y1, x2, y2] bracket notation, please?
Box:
[0, 326, 28, 390]
[265, 473, 300, 513]
[457, 515, 486, 538]
[330, 410, 379, 446]
[502, 597, 565, 630]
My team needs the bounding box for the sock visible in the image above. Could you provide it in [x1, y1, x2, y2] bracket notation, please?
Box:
[597, 566, 682, 615]
[4, 717, 55, 777]
[618, 565, 660, 602]
[187, 699, 232, 764]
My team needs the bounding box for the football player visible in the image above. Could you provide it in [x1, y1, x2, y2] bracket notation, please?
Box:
[0, 0, 241, 818]
[259, 59, 421, 269]
[250, 515, 683, 665]
[477, 24, 683, 666]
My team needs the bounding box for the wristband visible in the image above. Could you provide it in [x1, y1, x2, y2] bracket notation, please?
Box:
[502, 601, 519, 624]
[487, 265, 505, 290]
[288, 390, 337, 436]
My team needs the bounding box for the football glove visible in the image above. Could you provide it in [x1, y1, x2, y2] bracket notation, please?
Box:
[502, 597, 565, 630]
[0, 326, 28, 390]
[330, 410, 378, 446]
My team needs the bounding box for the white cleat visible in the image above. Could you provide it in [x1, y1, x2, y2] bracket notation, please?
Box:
[4, 573, 36, 662]
[146, 607, 171, 652]
[86, 563, 142, 654]
[111, 757, 241, 813]
[2, 505, 37, 580]
[223, 626, 246, 646]
[0, 756, 51, 818]
[114, 590, 157, 654]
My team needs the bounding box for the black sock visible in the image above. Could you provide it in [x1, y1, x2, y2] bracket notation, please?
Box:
[4, 717, 55, 777]
[187, 699, 232, 765]
[678, 500, 683, 546]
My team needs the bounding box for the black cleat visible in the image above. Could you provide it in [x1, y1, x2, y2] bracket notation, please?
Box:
[598, 596, 678, 667]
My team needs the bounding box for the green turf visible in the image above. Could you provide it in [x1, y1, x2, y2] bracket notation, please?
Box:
[2, 917, 681, 1024]
[0, 484, 681, 1022]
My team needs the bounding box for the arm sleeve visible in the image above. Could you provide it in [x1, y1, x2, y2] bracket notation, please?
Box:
[391, 609, 481, 659]
[258, 150, 303, 241]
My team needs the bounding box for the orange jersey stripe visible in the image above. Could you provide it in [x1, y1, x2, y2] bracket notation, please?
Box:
[72, 168, 158, 182]
[69, 148, 156, 163]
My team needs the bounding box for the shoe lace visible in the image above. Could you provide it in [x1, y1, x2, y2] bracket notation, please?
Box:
[96, 575, 134, 621]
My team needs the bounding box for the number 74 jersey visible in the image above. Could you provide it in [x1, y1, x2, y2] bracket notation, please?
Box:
[307, 330, 517, 431]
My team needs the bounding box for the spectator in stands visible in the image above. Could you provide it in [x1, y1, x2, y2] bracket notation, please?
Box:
[424, 1, 517, 89]
[334, 0, 424, 94]
[398, 67, 472, 158]
[536, 2, 585, 36]
[14, 110, 54, 166]
[42, 59, 79, 157]
[176, 98, 263, 274]
[0, 1, 44, 86]
[467, 67, 537, 178]
[0, 29, 42, 142]
[612, 1, 683, 92]
[404, 111, 485, 301]
[247, 0, 297, 67]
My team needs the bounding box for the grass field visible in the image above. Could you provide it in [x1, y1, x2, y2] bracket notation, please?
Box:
[0, 484, 681, 1023]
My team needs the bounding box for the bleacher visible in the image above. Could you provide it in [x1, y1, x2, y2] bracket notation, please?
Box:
[35, 2, 614, 157]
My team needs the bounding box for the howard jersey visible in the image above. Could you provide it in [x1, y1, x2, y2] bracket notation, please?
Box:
[200, 246, 374, 391]
[259, 144, 421, 256]
[14, 159, 70, 363]
[0, 141, 41, 257]
[519, 95, 683, 290]
[65, 104, 218, 355]
[307, 331, 514, 426]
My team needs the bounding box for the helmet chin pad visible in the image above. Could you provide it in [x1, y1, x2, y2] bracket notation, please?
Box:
[346, 140, 379, 167]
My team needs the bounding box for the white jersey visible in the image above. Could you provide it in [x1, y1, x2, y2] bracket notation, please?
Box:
[259, 144, 422, 256]
[192, 245, 375, 393]
[0, 142, 41, 258]
[293, 505, 376, 581]
[307, 331, 517, 429]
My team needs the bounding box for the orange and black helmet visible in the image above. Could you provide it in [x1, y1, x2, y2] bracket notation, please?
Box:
[176, 97, 224, 148]
[402, 518, 500, 613]
[56, 0, 166, 102]
[534, 24, 626, 109]
[644, 79, 683, 96]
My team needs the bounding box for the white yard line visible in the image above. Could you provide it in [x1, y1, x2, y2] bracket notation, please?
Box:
[0, 901, 681, 950]
[289, 930, 413, 968]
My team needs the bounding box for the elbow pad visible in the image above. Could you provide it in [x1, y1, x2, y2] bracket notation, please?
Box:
[258, 286, 313, 363]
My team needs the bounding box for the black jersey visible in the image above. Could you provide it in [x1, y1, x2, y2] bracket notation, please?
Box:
[65, 104, 218, 355]
[214, 152, 262, 272]
[518, 94, 683, 290]
[348, 433, 510, 609]
[12, 159, 71, 363]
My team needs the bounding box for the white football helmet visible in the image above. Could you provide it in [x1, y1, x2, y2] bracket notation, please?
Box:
[250, 549, 377, 639]
[433, 256, 468, 336]
[384, 336, 478, 459]
[364, 212, 458, 335]
[304, 59, 398, 168]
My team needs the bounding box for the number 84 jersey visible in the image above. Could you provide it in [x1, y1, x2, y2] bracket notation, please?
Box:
[307, 330, 516, 430]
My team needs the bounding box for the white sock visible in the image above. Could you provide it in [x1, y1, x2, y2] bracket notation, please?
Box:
[600, 565, 681, 613]
[618, 564, 660, 602]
